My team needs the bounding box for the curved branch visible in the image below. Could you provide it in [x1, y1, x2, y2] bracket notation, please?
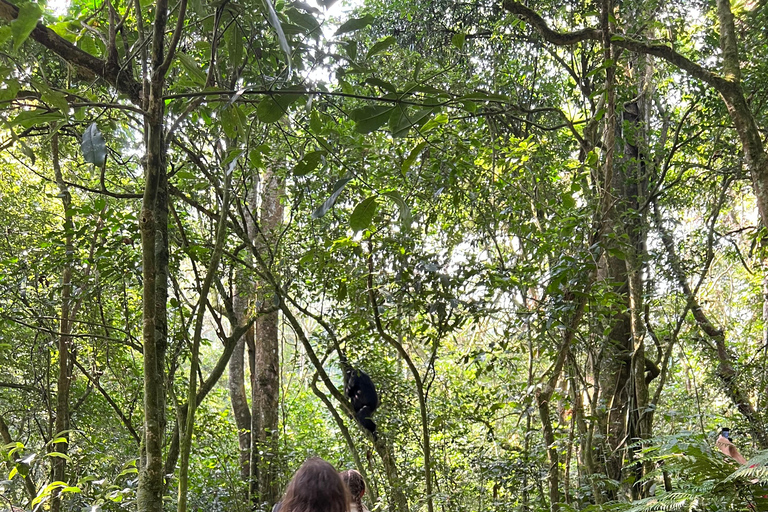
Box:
[0, 0, 142, 103]
[501, 0, 733, 94]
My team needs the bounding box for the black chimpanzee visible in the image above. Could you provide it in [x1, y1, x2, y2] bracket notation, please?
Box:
[343, 367, 379, 436]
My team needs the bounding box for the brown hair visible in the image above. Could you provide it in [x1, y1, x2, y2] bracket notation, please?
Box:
[339, 469, 366, 512]
[281, 457, 349, 512]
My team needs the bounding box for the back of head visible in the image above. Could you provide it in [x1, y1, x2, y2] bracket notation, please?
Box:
[282, 457, 349, 512]
[339, 469, 366, 511]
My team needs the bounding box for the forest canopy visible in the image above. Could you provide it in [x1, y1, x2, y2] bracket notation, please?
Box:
[1, 0, 768, 510]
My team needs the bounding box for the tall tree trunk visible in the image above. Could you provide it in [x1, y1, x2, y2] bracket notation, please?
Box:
[250, 167, 284, 507]
[136, 0, 175, 503]
[230, 173, 257, 486]
[51, 133, 72, 512]
[229, 313, 253, 482]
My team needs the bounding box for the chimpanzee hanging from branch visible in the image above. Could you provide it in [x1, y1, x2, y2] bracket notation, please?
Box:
[333, 341, 379, 438]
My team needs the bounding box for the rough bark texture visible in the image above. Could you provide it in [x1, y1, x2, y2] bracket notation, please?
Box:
[51, 134, 73, 512]
[136, 0, 170, 505]
[250, 168, 284, 507]
[229, 172, 257, 485]
[229, 317, 253, 482]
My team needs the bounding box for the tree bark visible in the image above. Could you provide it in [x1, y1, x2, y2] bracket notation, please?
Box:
[136, 0, 171, 507]
[250, 167, 284, 507]
[51, 133, 72, 512]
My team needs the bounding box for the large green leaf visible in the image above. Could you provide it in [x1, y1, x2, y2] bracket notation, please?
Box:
[286, 8, 320, 38]
[293, 150, 325, 176]
[177, 53, 207, 85]
[366, 36, 396, 60]
[334, 14, 374, 36]
[12, 2, 42, 52]
[350, 105, 393, 134]
[261, 0, 292, 70]
[10, 108, 65, 128]
[81, 123, 107, 166]
[312, 177, 352, 219]
[389, 106, 436, 138]
[257, 93, 302, 123]
[382, 190, 412, 228]
[402, 141, 428, 174]
[349, 196, 378, 232]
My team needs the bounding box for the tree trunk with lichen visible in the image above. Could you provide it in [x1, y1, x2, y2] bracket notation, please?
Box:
[249, 166, 284, 508]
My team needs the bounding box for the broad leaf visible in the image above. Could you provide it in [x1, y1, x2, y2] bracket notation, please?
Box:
[389, 107, 436, 138]
[286, 8, 321, 38]
[261, 0, 292, 71]
[365, 77, 397, 93]
[334, 14, 374, 36]
[382, 190, 412, 228]
[81, 123, 107, 166]
[350, 196, 378, 232]
[451, 32, 466, 50]
[402, 141, 428, 174]
[350, 105, 393, 134]
[177, 53, 207, 85]
[312, 177, 352, 219]
[12, 2, 42, 52]
[257, 93, 302, 123]
[293, 150, 325, 176]
[366, 36, 396, 60]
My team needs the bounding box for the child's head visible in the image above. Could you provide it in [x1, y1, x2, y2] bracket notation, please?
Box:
[282, 457, 349, 512]
[339, 469, 366, 509]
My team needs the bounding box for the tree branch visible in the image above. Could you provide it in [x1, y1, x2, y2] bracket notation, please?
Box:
[0, 0, 142, 103]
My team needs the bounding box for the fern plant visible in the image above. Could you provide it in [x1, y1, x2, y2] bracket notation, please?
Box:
[603, 432, 768, 512]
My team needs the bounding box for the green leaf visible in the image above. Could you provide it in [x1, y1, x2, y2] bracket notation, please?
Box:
[226, 26, 243, 70]
[41, 88, 70, 113]
[46, 452, 72, 461]
[257, 93, 302, 123]
[389, 106, 436, 137]
[365, 77, 397, 93]
[312, 177, 352, 219]
[0, 26, 11, 46]
[350, 105, 393, 134]
[451, 32, 466, 50]
[561, 192, 576, 209]
[420, 112, 448, 133]
[286, 8, 320, 37]
[261, 0, 292, 71]
[12, 2, 42, 52]
[293, 150, 325, 176]
[366, 36, 396, 60]
[334, 14, 374, 36]
[402, 141, 427, 174]
[0, 79, 20, 102]
[177, 53, 207, 85]
[350, 196, 378, 232]
[10, 108, 65, 128]
[81, 123, 107, 166]
[382, 190, 412, 228]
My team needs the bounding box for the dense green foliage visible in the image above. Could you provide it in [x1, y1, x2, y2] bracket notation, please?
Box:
[2, 0, 768, 510]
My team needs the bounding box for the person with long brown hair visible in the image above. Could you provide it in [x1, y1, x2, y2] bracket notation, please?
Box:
[277, 457, 350, 512]
[339, 469, 369, 512]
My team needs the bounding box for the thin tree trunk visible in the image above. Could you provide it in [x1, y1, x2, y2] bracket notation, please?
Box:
[230, 158, 259, 487]
[250, 167, 284, 507]
[51, 133, 72, 512]
[229, 320, 252, 482]
[137, 2, 170, 505]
